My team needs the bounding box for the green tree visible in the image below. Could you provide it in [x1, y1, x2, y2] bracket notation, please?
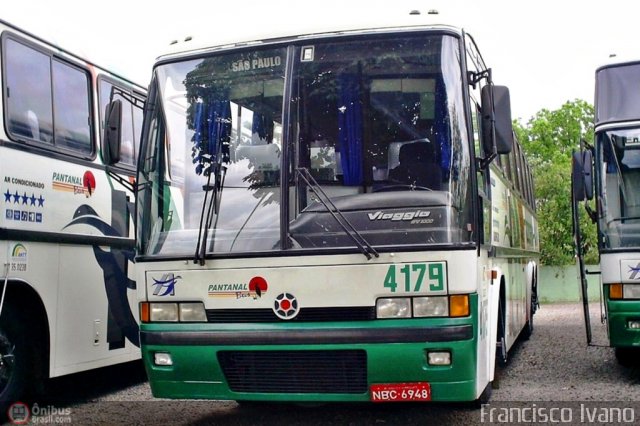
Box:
[514, 99, 598, 265]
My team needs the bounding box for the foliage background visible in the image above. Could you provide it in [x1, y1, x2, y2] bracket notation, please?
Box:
[514, 99, 598, 265]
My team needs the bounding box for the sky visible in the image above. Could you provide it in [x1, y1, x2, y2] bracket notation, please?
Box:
[3, 0, 640, 122]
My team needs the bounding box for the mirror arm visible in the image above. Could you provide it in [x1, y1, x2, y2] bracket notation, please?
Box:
[105, 166, 136, 193]
[468, 69, 491, 89]
[584, 203, 597, 224]
[110, 86, 145, 110]
[580, 138, 594, 152]
[477, 152, 496, 171]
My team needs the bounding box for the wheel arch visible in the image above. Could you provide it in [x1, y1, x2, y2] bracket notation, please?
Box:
[1, 280, 51, 382]
[488, 271, 506, 382]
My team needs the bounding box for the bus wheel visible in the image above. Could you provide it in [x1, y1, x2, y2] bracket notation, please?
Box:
[0, 310, 33, 411]
[521, 299, 535, 340]
[615, 347, 638, 367]
[522, 275, 537, 341]
[496, 296, 508, 366]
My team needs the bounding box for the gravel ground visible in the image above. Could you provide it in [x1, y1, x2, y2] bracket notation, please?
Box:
[10, 303, 640, 425]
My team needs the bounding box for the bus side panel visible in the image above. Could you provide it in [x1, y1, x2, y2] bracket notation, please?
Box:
[0, 148, 139, 377]
[475, 249, 493, 395]
[53, 168, 139, 376]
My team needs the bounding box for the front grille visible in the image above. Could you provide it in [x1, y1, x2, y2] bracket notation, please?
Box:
[218, 350, 367, 394]
[206, 306, 375, 323]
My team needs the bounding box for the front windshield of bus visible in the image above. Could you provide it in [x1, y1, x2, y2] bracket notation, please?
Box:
[597, 128, 640, 249]
[137, 33, 473, 257]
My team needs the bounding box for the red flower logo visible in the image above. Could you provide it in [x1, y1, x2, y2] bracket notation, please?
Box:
[83, 171, 96, 197]
[248, 276, 268, 299]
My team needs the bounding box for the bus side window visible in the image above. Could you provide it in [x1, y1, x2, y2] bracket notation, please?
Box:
[52, 59, 92, 155]
[5, 38, 53, 144]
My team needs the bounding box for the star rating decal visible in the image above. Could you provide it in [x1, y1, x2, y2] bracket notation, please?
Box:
[3, 188, 45, 207]
[3, 186, 46, 224]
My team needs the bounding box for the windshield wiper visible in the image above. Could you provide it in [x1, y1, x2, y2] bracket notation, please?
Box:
[295, 167, 378, 260]
[194, 117, 230, 265]
[194, 159, 226, 265]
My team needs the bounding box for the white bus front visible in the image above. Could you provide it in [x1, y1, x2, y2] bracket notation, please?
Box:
[136, 28, 507, 402]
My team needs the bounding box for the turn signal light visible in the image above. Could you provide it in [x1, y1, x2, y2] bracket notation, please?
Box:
[610, 284, 623, 300]
[140, 302, 150, 323]
[449, 295, 470, 317]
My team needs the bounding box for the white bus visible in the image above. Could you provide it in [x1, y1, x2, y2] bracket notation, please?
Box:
[120, 13, 539, 403]
[572, 58, 640, 365]
[0, 19, 145, 408]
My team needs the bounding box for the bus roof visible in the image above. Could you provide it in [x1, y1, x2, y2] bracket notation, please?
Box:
[156, 13, 464, 64]
[0, 18, 146, 90]
[596, 55, 640, 73]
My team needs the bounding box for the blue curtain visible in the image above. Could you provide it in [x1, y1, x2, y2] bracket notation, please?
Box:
[434, 79, 450, 179]
[192, 102, 205, 174]
[252, 112, 266, 142]
[338, 75, 363, 185]
[207, 99, 231, 157]
[191, 98, 231, 175]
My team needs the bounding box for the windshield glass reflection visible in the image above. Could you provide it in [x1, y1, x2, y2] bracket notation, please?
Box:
[138, 34, 474, 257]
[598, 128, 640, 249]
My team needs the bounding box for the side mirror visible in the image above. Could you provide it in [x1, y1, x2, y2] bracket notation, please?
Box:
[572, 150, 594, 201]
[481, 85, 513, 156]
[104, 100, 122, 165]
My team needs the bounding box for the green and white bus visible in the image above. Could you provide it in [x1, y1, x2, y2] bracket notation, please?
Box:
[0, 19, 145, 408]
[572, 59, 640, 365]
[124, 15, 539, 403]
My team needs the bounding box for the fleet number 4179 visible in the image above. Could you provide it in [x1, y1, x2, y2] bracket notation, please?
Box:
[383, 262, 445, 293]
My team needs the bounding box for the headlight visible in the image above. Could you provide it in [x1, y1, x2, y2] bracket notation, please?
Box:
[376, 298, 411, 319]
[179, 302, 207, 322]
[150, 303, 179, 322]
[413, 296, 448, 317]
[623, 284, 640, 299]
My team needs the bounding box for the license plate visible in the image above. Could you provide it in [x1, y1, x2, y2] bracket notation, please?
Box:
[370, 382, 431, 402]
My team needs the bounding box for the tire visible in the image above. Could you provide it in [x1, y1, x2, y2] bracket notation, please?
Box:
[522, 273, 538, 341]
[615, 347, 638, 368]
[0, 307, 33, 412]
[496, 296, 508, 366]
[521, 299, 535, 340]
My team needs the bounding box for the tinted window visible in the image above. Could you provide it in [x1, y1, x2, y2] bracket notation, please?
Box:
[53, 59, 91, 154]
[4, 37, 92, 155]
[596, 63, 640, 125]
[5, 39, 53, 142]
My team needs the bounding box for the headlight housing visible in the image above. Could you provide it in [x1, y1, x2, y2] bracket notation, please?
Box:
[623, 284, 640, 299]
[376, 295, 470, 319]
[609, 284, 640, 300]
[413, 297, 448, 317]
[376, 298, 411, 318]
[142, 302, 207, 323]
[179, 302, 208, 322]
[150, 303, 179, 322]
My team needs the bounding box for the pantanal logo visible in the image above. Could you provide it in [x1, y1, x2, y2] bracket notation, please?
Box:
[11, 243, 27, 259]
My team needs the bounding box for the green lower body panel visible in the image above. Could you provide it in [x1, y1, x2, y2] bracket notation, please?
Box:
[141, 296, 480, 402]
[606, 296, 640, 348]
